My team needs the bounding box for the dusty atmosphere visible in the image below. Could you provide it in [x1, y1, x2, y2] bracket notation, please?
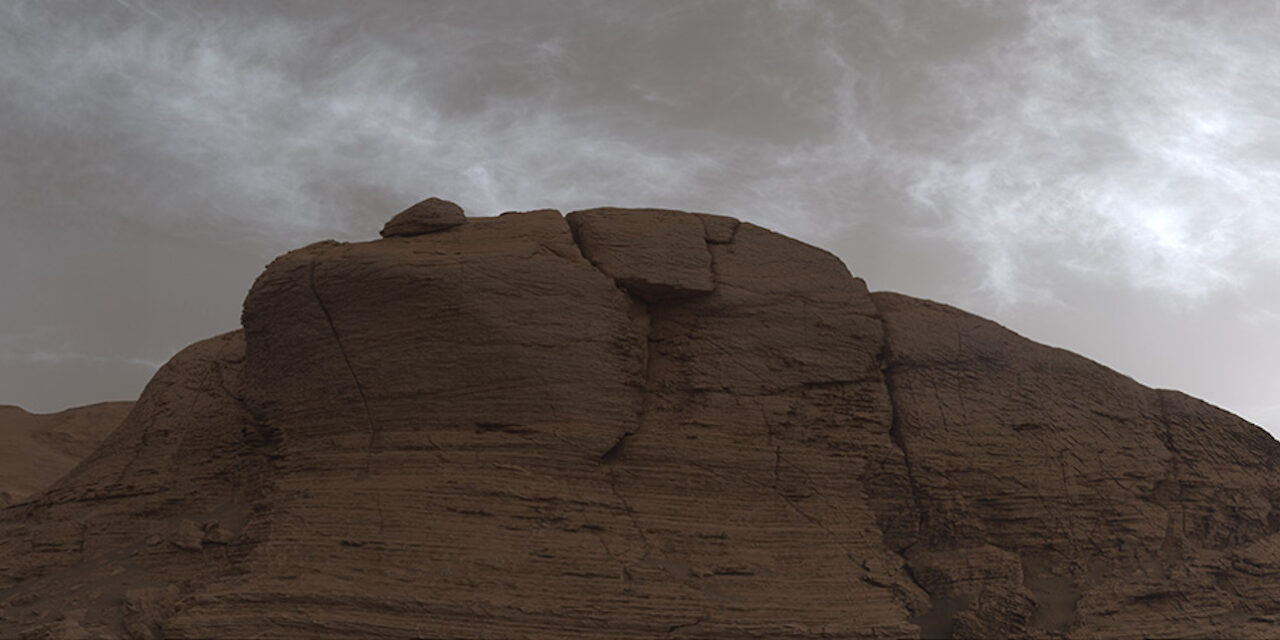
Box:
[2, 1, 1278, 433]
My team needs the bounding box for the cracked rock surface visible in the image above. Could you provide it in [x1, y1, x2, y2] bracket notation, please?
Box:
[2, 207, 1279, 638]
[875, 292, 1280, 639]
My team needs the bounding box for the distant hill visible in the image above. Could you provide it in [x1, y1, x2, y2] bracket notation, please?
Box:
[0, 401, 132, 507]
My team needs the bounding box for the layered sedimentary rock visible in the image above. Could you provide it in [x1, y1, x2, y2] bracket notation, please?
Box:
[875, 293, 1280, 638]
[0, 401, 132, 507]
[1, 203, 1278, 639]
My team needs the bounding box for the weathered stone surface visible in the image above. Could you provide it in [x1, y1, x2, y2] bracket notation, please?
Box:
[1, 207, 1278, 638]
[201, 521, 235, 545]
[121, 584, 179, 640]
[0, 401, 132, 506]
[566, 208, 715, 302]
[168, 520, 203, 552]
[696, 213, 739, 245]
[0, 330, 272, 638]
[378, 196, 465, 237]
[875, 291, 1280, 639]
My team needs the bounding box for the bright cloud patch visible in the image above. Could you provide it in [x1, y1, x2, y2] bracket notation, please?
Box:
[886, 0, 1280, 303]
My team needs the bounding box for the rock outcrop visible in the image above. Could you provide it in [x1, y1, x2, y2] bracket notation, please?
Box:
[0, 401, 132, 507]
[875, 293, 1280, 638]
[2, 204, 1278, 639]
[379, 197, 466, 237]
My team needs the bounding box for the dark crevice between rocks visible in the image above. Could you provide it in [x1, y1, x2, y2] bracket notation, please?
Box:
[570, 236, 660, 562]
[566, 214, 724, 595]
[563, 216, 672, 458]
[563, 213, 611, 283]
[595, 301, 660, 581]
[700, 227, 721, 290]
[875, 301, 1079, 638]
[308, 259, 379, 477]
[600, 433, 632, 464]
[215, 359, 274, 450]
[605, 460, 654, 564]
[910, 593, 968, 640]
[697, 213, 739, 245]
[666, 613, 710, 636]
[601, 301, 659, 464]
[880, 363, 927, 550]
[872, 299, 943, 634]
[1154, 391, 1189, 557]
[114, 345, 220, 489]
[205, 336, 282, 464]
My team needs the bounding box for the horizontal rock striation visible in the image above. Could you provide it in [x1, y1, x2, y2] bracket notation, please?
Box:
[2, 202, 1278, 638]
[875, 292, 1280, 639]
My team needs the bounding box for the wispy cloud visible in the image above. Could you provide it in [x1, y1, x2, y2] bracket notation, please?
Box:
[22, 351, 165, 369]
[875, 0, 1280, 304]
[0, 1, 730, 245]
[3, 1, 1279, 428]
[7, 1, 1277, 297]
[0, 331, 165, 370]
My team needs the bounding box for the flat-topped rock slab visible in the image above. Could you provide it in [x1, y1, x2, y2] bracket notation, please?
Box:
[566, 208, 716, 303]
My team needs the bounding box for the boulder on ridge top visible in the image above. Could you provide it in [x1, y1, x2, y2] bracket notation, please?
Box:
[379, 197, 466, 237]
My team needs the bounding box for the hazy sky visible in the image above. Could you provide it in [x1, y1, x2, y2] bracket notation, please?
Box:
[2, 1, 1277, 435]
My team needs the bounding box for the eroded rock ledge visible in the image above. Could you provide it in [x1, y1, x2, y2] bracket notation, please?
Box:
[1, 202, 1278, 639]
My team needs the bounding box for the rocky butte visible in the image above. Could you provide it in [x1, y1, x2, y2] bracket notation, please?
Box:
[1, 200, 1278, 639]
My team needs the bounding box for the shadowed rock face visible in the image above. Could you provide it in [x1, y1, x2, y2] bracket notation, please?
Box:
[2, 206, 1278, 639]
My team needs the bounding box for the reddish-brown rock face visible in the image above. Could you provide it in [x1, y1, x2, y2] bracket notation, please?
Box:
[875, 292, 1280, 639]
[1, 207, 1278, 639]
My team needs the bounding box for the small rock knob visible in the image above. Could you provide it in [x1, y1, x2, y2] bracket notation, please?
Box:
[380, 197, 466, 237]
